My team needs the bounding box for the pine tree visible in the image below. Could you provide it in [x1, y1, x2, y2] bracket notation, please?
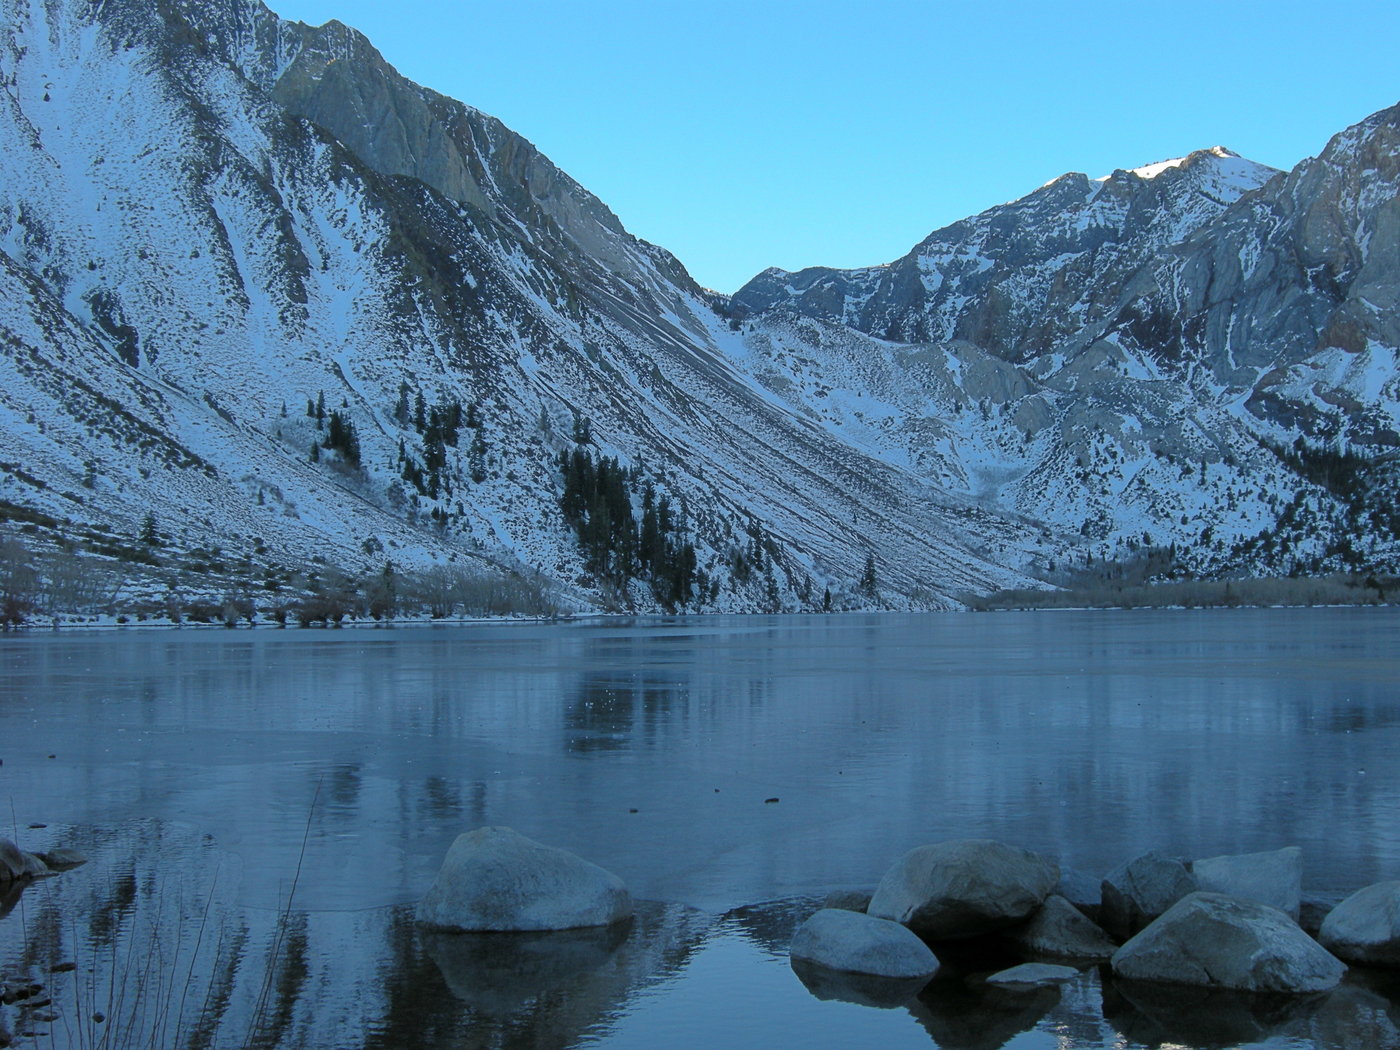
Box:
[140, 512, 160, 547]
[859, 554, 878, 600]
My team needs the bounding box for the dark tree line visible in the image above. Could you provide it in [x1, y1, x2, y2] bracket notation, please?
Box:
[558, 446, 697, 607]
[397, 390, 487, 497]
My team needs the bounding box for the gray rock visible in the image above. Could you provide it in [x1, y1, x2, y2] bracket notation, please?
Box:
[0, 838, 22, 882]
[1111, 891, 1346, 993]
[1100, 850, 1197, 939]
[789, 908, 939, 979]
[1006, 894, 1117, 960]
[1192, 846, 1302, 919]
[416, 827, 632, 932]
[1299, 890, 1346, 936]
[33, 848, 88, 872]
[985, 962, 1079, 988]
[868, 838, 1058, 940]
[1318, 881, 1400, 966]
[17, 852, 48, 879]
[821, 888, 873, 913]
[1054, 867, 1103, 920]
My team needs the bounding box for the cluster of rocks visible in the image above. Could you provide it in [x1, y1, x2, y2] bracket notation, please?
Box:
[788, 838, 1400, 1003]
[1, 837, 87, 927]
[409, 827, 1400, 1043]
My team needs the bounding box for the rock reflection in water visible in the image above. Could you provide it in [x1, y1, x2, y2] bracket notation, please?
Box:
[908, 975, 1062, 1050]
[790, 958, 930, 1009]
[1102, 977, 1320, 1047]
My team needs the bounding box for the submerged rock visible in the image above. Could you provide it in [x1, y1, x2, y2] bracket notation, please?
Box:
[1318, 881, 1400, 967]
[1111, 892, 1346, 993]
[822, 888, 873, 914]
[868, 839, 1058, 940]
[984, 962, 1079, 988]
[789, 908, 939, 979]
[416, 826, 632, 932]
[1005, 894, 1117, 960]
[1192, 846, 1302, 919]
[1100, 850, 1197, 939]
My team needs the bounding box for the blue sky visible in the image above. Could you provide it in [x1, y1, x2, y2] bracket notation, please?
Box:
[270, 0, 1400, 293]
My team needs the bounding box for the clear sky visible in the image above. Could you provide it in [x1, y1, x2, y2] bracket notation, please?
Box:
[268, 0, 1400, 293]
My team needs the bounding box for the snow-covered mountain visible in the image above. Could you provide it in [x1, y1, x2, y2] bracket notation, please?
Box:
[1, 0, 1397, 616]
[729, 124, 1400, 580]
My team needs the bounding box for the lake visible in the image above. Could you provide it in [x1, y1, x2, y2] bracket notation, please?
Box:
[2, 609, 1398, 1048]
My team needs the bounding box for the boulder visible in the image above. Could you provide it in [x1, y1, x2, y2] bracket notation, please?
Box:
[1318, 881, 1400, 966]
[0, 838, 22, 882]
[1192, 846, 1302, 919]
[1005, 894, 1117, 960]
[868, 839, 1058, 940]
[1111, 892, 1346, 993]
[17, 852, 48, 879]
[1100, 850, 1197, 938]
[1054, 866, 1103, 920]
[416, 827, 632, 932]
[789, 908, 939, 979]
[984, 962, 1079, 988]
[821, 888, 873, 913]
[1299, 891, 1345, 936]
[34, 848, 88, 872]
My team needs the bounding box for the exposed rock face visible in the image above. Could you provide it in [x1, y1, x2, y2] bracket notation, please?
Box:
[867, 839, 1058, 940]
[1100, 851, 1197, 939]
[1192, 846, 1302, 919]
[416, 827, 632, 932]
[789, 908, 940, 979]
[733, 147, 1279, 358]
[1318, 880, 1400, 966]
[1111, 892, 1346, 993]
[1005, 894, 1117, 960]
[730, 107, 1400, 580]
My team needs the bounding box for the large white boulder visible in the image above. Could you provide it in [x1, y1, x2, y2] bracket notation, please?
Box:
[1318, 880, 1400, 967]
[416, 827, 632, 931]
[789, 908, 940, 979]
[1192, 846, 1302, 919]
[1111, 892, 1346, 993]
[868, 839, 1058, 940]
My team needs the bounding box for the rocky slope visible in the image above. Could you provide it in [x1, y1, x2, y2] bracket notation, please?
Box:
[730, 118, 1400, 580]
[0, 0, 1044, 615]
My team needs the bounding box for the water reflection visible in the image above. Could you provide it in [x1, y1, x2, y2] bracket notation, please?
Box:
[3, 610, 1400, 1047]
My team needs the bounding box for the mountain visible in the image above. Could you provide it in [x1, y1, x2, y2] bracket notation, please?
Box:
[0, 0, 1045, 618]
[0, 0, 1396, 621]
[729, 123, 1400, 581]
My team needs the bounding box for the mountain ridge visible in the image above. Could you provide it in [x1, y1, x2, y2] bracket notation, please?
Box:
[0, 0, 1396, 620]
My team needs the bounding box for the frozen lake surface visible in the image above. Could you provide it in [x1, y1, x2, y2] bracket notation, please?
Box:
[2, 609, 1399, 1048]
